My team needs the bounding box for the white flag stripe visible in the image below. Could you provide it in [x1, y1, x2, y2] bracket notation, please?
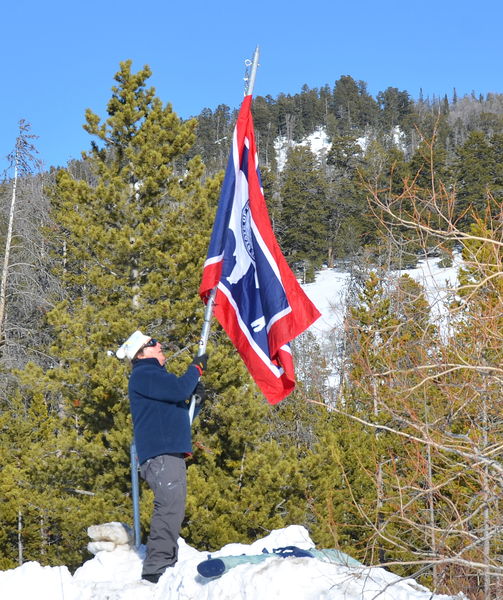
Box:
[203, 254, 224, 268]
[217, 282, 284, 379]
[266, 306, 292, 333]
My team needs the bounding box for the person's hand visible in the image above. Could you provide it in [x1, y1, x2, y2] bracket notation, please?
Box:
[193, 382, 206, 405]
[191, 353, 208, 375]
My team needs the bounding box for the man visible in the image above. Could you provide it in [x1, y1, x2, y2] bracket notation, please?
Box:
[116, 330, 208, 584]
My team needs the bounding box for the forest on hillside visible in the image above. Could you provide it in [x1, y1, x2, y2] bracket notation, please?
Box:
[191, 76, 503, 279]
[0, 62, 502, 600]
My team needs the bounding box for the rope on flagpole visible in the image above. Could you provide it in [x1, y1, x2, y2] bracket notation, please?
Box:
[189, 45, 260, 424]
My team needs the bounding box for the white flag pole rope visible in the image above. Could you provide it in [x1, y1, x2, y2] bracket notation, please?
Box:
[189, 46, 260, 424]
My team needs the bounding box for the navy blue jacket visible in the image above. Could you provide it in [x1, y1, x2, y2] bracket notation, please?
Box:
[129, 358, 200, 465]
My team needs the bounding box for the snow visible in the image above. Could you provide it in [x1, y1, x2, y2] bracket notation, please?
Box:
[0, 523, 467, 600]
[274, 127, 331, 171]
[302, 267, 350, 337]
[272, 125, 405, 172]
[302, 255, 461, 339]
[398, 254, 461, 325]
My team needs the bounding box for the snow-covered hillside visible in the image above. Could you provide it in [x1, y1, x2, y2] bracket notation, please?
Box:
[272, 122, 409, 173]
[274, 127, 331, 171]
[302, 254, 460, 339]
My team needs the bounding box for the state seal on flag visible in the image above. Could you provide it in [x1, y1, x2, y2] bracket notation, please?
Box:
[241, 201, 255, 260]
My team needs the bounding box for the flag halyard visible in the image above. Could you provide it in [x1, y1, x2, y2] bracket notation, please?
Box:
[199, 95, 321, 404]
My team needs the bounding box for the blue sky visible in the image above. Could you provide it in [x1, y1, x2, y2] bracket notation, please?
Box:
[1, 0, 502, 173]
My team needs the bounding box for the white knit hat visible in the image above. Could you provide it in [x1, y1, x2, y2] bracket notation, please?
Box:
[116, 330, 151, 360]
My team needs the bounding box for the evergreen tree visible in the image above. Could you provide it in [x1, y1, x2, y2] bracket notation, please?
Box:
[339, 271, 445, 572]
[326, 136, 373, 262]
[186, 384, 310, 548]
[276, 93, 300, 141]
[252, 95, 278, 170]
[454, 130, 503, 226]
[1, 60, 218, 568]
[279, 146, 329, 276]
[191, 104, 234, 175]
[377, 87, 413, 130]
[331, 76, 378, 133]
[403, 136, 453, 260]
[298, 84, 324, 135]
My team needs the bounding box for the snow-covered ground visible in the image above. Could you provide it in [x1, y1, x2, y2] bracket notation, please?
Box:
[0, 523, 467, 600]
[302, 255, 461, 339]
[302, 267, 349, 337]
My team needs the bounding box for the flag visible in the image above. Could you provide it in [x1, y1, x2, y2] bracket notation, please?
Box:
[199, 95, 321, 404]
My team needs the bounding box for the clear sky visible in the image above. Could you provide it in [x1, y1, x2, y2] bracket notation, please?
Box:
[1, 0, 502, 173]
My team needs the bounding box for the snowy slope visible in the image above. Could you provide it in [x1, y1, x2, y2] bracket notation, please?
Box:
[272, 124, 407, 172]
[302, 255, 460, 339]
[274, 127, 331, 171]
[0, 524, 467, 600]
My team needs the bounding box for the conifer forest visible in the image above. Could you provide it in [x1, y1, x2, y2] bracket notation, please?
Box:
[1, 62, 502, 599]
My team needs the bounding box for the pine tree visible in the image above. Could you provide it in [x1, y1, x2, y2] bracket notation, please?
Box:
[325, 135, 373, 262]
[377, 87, 413, 130]
[252, 94, 279, 170]
[276, 93, 300, 141]
[279, 146, 328, 277]
[336, 269, 451, 574]
[191, 104, 234, 175]
[331, 76, 378, 133]
[185, 380, 313, 549]
[2, 61, 218, 568]
[454, 131, 503, 226]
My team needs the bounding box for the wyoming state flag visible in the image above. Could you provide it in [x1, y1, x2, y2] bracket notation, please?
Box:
[199, 95, 321, 404]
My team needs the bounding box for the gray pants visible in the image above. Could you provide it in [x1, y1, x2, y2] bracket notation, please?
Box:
[139, 453, 187, 577]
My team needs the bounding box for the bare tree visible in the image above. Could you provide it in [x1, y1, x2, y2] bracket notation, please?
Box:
[305, 137, 502, 598]
[1, 121, 41, 344]
[347, 148, 503, 598]
[0, 120, 60, 370]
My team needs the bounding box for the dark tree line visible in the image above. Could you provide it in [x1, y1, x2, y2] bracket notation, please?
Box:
[186, 76, 503, 280]
[191, 75, 503, 176]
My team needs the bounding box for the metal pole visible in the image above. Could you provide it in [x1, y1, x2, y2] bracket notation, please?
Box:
[198, 287, 217, 357]
[189, 287, 217, 423]
[245, 46, 260, 96]
[130, 441, 141, 548]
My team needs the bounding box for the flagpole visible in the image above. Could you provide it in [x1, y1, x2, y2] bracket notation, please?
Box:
[189, 46, 260, 424]
[245, 46, 260, 96]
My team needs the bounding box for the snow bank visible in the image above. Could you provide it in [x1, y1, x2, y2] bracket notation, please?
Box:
[0, 524, 467, 600]
[0, 561, 74, 600]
